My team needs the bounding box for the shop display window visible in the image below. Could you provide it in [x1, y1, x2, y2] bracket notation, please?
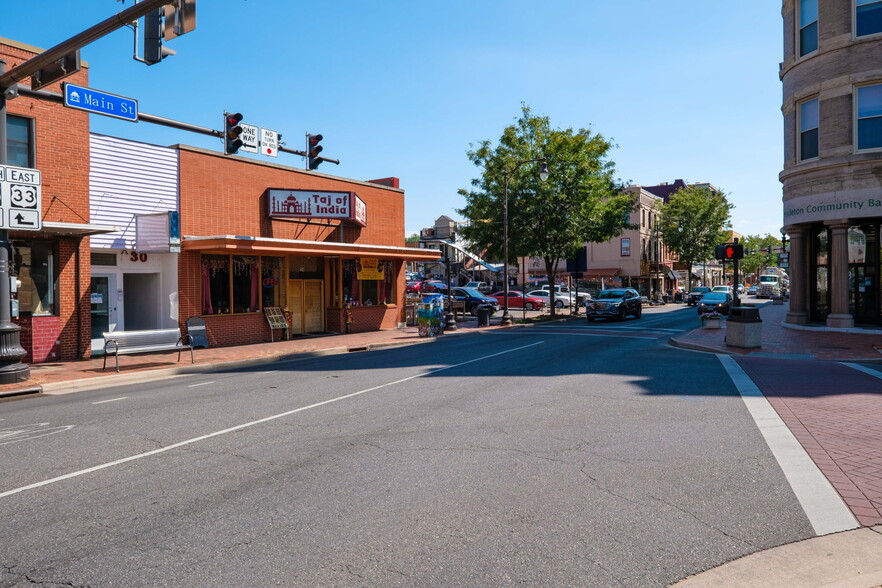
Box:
[13, 240, 56, 316]
[342, 258, 395, 306]
[202, 254, 282, 315]
[261, 257, 283, 308]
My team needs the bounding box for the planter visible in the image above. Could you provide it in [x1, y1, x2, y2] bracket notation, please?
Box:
[703, 318, 723, 329]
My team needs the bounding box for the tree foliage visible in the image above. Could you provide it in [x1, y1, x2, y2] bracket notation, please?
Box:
[739, 234, 782, 281]
[656, 185, 733, 291]
[457, 106, 634, 314]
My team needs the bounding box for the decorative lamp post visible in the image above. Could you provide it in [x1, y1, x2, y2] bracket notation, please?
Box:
[501, 157, 548, 326]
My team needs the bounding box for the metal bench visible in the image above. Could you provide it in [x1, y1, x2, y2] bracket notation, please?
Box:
[102, 328, 194, 372]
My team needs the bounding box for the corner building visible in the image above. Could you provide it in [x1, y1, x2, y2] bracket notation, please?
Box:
[781, 0, 882, 326]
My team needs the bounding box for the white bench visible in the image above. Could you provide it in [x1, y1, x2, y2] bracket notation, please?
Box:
[102, 328, 194, 373]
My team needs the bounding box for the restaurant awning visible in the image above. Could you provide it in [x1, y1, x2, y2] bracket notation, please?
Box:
[182, 235, 441, 261]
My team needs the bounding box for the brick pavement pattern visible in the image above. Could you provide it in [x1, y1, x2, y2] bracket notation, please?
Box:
[737, 357, 882, 527]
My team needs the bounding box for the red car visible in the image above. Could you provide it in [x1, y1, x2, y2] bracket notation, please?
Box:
[490, 291, 547, 310]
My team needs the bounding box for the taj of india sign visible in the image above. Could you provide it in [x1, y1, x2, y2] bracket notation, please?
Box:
[266, 189, 367, 227]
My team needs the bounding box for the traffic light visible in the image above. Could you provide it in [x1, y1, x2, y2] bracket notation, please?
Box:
[307, 134, 324, 170]
[224, 112, 244, 154]
[715, 243, 744, 261]
[143, 9, 177, 65]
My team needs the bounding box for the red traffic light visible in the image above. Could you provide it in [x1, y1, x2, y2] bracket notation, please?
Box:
[308, 133, 323, 146]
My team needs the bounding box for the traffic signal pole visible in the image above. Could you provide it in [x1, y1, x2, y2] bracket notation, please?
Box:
[0, 61, 29, 383]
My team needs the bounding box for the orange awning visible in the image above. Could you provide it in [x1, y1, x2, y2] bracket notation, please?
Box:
[182, 235, 441, 261]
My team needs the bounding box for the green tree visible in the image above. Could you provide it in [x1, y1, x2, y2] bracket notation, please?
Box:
[457, 105, 634, 316]
[656, 185, 733, 292]
[405, 233, 420, 243]
[739, 234, 781, 284]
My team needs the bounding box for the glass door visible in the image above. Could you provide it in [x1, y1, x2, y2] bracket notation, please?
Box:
[90, 277, 110, 339]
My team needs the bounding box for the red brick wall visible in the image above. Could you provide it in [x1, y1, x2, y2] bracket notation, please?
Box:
[177, 148, 404, 246]
[176, 148, 408, 343]
[3, 40, 92, 361]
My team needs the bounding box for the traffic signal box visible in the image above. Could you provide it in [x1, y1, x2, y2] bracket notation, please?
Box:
[224, 112, 244, 154]
[307, 134, 324, 170]
[715, 243, 744, 261]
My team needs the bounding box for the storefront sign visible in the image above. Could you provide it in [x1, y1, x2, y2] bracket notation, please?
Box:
[266, 189, 367, 226]
[783, 192, 882, 225]
[357, 257, 384, 280]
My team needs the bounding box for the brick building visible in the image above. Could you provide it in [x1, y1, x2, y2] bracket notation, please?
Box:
[781, 0, 882, 327]
[3, 35, 436, 364]
[2, 37, 115, 363]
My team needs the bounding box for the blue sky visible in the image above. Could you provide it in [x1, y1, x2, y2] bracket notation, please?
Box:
[4, 1, 783, 238]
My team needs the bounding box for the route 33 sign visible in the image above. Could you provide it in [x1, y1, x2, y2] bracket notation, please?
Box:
[0, 165, 42, 231]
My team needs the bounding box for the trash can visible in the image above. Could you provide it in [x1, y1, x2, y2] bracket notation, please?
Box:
[726, 306, 762, 349]
[476, 305, 491, 327]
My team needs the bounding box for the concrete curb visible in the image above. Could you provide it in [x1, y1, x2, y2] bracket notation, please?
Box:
[670, 526, 882, 587]
[38, 327, 500, 396]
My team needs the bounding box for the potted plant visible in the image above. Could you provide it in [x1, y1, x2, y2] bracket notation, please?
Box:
[700, 311, 725, 329]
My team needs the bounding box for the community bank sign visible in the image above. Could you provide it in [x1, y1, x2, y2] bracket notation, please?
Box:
[784, 193, 882, 224]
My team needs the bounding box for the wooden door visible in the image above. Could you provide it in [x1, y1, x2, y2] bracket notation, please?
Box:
[287, 280, 304, 335]
[304, 280, 324, 333]
[286, 279, 324, 334]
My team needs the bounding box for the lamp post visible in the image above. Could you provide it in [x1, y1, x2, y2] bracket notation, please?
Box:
[501, 157, 548, 326]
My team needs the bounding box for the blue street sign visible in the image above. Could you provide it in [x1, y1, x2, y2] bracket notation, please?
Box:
[63, 83, 138, 122]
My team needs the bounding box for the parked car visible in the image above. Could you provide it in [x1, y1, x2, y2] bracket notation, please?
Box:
[686, 287, 711, 306]
[697, 292, 733, 315]
[406, 281, 421, 294]
[418, 281, 447, 293]
[527, 289, 577, 308]
[540, 284, 590, 305]
[747, 285, 757, 296]
[586, 288, 642, 321]
[712, 285, 733, 294]
[464, 281, 492, 294]
[450, 287, 500, 315]
[490, 291, 547, 310]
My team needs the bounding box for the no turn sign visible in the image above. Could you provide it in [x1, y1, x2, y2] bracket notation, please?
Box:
[260, 128, 279, 158]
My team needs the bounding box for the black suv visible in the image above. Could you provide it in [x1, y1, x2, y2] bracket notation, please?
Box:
[586, 288, 642, 321]
[686, 287, 711, 306]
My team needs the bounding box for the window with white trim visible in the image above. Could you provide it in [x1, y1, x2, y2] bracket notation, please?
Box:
[799, 98, 819, 160]
[621, 238, 631, 257]
[856, 0, 882, 37]
[799, 0, 818, 56]
[856, 84, 882, 150]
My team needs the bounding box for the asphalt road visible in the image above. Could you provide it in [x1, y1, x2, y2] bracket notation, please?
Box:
[0, 305, 818, 587]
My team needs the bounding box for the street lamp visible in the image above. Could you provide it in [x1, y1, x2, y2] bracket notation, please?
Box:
[501, 157, 549, 326]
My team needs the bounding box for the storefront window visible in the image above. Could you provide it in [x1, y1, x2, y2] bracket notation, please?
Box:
[13, 240, 56, 316]
[848, 227, 867, 263]
[342, 258, 395, 306]
[202, 254, 283, 315]
[261, 256, 283, 308]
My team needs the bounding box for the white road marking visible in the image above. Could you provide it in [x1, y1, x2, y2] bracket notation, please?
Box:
[0, 423, 75, 446]
[91, 397, 128, 405]
[841, 362, 882, 380]
[187, 381, 215, 388]
[717, 354, 859, 536]
[0, 341, 544, 500]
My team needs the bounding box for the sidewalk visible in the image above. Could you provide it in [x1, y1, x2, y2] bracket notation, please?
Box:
[670, 299, 882, 362]
[0, 318, 503, 397]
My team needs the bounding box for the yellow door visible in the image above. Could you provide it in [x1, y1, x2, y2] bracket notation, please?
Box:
[304, 280, 324, 333]
[286, 279, 324, 334]
[287, 280, 304, 335]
